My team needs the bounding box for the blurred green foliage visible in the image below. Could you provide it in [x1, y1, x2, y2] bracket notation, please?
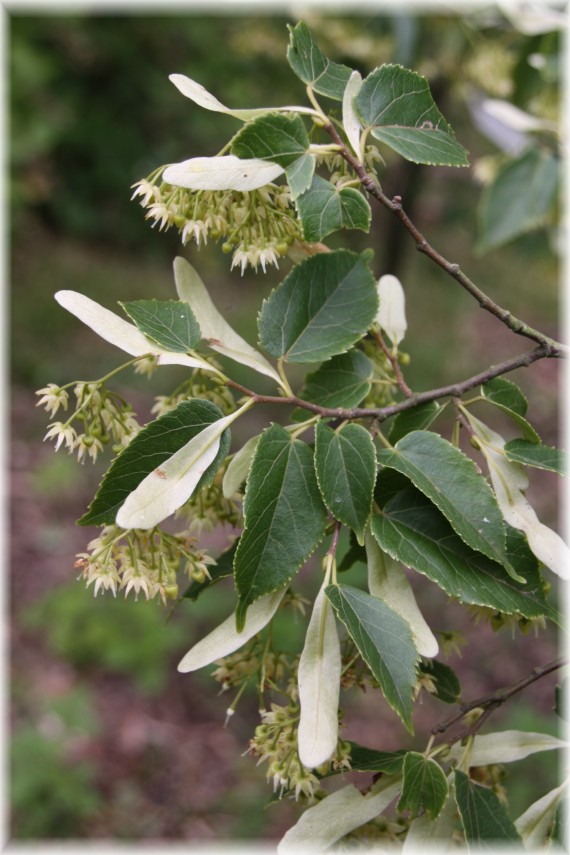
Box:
[23, 582, 189, 693]
[11, 688, 102, 838]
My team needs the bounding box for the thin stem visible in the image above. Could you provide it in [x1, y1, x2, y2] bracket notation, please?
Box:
[323, 121, 567, 356]
[225, 345, 559, 422]
[432, 656, 566, 739]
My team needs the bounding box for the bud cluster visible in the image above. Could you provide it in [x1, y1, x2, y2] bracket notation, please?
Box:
[212, 642, 289, 692]
[75, 525, 217, 603]
[358, 340, 403, 409]
[467, 605, 546, 636]
[151, 370, 235, 418]
[175, 471, 242, 534]
[38, 381, 140, 463]
[132, 174, 302, 273]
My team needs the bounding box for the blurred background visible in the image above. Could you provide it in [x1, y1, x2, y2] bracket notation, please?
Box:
[9, 5, 564, 844]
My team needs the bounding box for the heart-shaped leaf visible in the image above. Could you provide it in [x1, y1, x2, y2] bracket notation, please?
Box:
[295, 175, 371, 241]
[258, 250, 378, 364]
[354, 64, 469, 167]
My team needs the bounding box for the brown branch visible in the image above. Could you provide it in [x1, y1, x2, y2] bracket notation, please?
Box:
[226, 345, 558, 422]
[432, 656, 566, 742]
[323, 122, 567, 357]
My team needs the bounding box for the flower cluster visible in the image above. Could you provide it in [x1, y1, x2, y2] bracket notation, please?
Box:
[38, 381, 140, 463]
[248, 702, 351, 800]
[467, 604, 546, 636]
[211, 642, 289, 692]
[175, 471, 242, 534]
[75, 525, 217, 603]
[358, 339, 405, 410]
[151, 369, 235, 418]
[132, 174, 302, 273]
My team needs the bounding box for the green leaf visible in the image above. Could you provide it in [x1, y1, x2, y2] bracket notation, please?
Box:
[234, 424, 327, 629]
[258, 249, 378, 364]
[504, 439, 567, 476]
[285, 153, 316, 200]
[398, 752, 448, 820]
[120, 299, 200, 353]
[325, 583, 419, 731]
[346, 743, 406, 775]
[481, 377, 540, 443]
[315, 421, 376, 543]
[481, 377, 528, 416]
[377, 430, 512, 574]
[388, 401, 443, 444]
[477, 148, 559, 253]
[79, 400, 230, 527]
[354, 65, 469, 167]
[370, 482, 553, 621]
[231, 112, 314, 199]
[183, 540, 238, 601]
[295, 174, 371, 241]
[419, 660, 461, 704]
[296, 350, 373, 411]
[454, 769, 523, 845]
[286, 21, 353, 100]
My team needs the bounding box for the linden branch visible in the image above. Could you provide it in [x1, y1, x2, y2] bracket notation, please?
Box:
[323, 121, 566, 358]
[432, 656, 566, 744]
[226, 344, 554, 422]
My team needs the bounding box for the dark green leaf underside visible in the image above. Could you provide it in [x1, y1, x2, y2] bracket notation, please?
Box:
[79, 400, 229, 526]
[121, 299, 201, 352]
[234, 424, 327, 629]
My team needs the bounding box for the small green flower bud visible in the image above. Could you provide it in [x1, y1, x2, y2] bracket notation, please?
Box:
[222, 242, 234, 254]
[399, 351, 411, 366]
[163, 583, 179, 600]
